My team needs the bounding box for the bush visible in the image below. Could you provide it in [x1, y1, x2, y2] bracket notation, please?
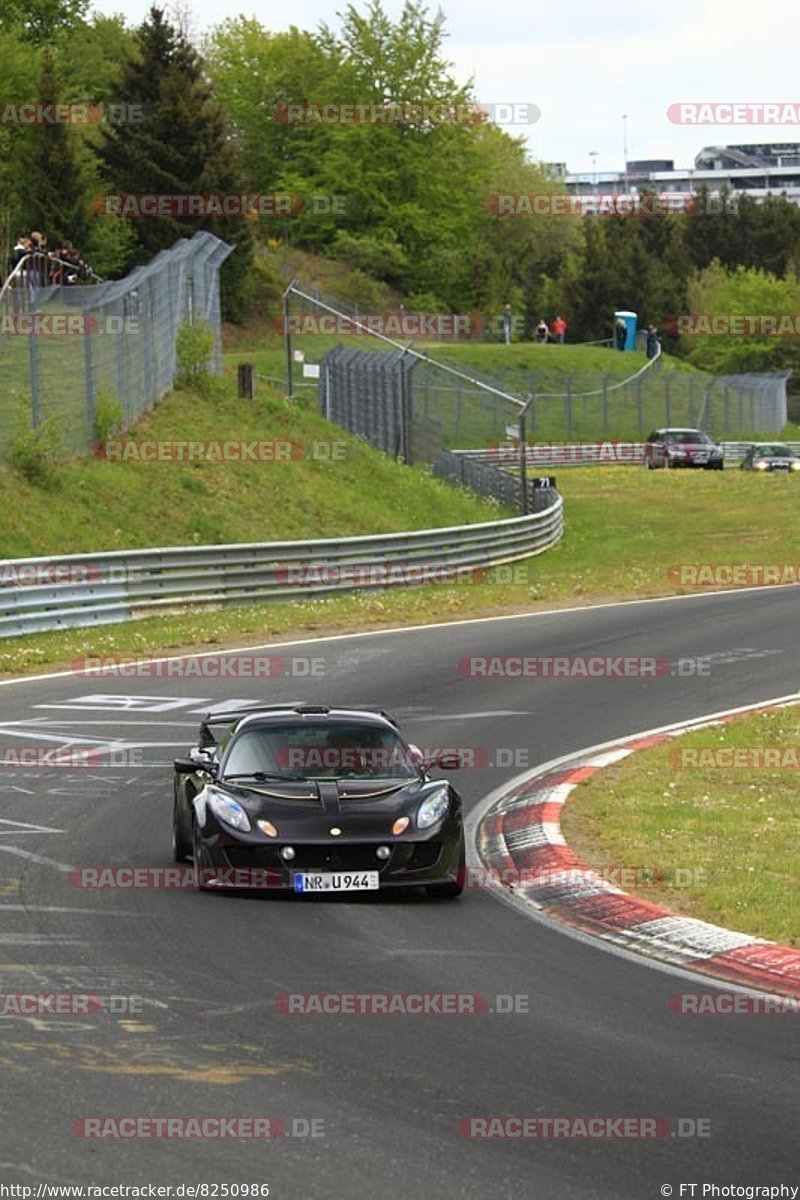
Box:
[332, 231, 408, 284]
[176, 321, 216, 389]
[4, 417, 62, 487]
[93, 393, 123, 443]
[234, 253, 284, 322]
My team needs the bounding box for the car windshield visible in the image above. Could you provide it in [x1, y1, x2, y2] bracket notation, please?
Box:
[665, 431, 707, 444]
[756, 445, 792, 456]
[220, 722, 419, 780]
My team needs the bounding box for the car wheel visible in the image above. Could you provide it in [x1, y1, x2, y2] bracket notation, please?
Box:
[427, 841, 465, 899]
[192, 818, 212, 890]
[714, 461, 724, 470]
[172, 790, 192, 863]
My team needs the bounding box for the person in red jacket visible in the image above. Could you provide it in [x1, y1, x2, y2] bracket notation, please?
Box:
[551, 315, 567, 343]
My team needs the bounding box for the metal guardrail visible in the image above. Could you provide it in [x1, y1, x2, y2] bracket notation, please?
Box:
[1, 250, 104, 295]
[457, 442, 800, 467]
[0, 498, 563, 638]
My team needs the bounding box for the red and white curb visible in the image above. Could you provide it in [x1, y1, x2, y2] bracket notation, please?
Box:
[475, 698, 800, 998]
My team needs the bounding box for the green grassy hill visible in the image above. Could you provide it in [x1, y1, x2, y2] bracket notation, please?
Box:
[0, 375, 501, 560]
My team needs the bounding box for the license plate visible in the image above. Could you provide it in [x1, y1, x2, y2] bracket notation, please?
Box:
[293, 871, 379, 893]
[772, 463, 790, 470]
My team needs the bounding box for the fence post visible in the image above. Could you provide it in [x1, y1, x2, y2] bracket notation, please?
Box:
[565, 373, 573, 438]
[664, 373, 671, 428]
[115, 311, 127, 412]
[28, 326, 41, 430]
[399, 351, 413, 466]
[237, 363, 256, 398]
[84, 322, 95, 450]
[283, 280, 295, 398]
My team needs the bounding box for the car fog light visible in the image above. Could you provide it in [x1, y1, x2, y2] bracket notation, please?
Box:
[280, 846, 296, 861]
[376, 845, 391, 860]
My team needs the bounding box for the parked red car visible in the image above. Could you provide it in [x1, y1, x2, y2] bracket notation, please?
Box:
[644, 428, 724, 470]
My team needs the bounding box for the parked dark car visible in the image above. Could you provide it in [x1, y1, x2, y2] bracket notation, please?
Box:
[644, 428, 724, 470]
[173, 702, 465, 898]
[739, 443, 800, 473]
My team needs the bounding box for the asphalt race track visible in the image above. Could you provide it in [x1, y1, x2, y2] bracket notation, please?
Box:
[0, 587, 797, 1199]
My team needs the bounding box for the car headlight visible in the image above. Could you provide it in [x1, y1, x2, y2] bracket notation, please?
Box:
[417, 786, 450, 829]
[208, 792, 251, 832]
[791, 461, 800, 472]
[755, 460, 769, 470]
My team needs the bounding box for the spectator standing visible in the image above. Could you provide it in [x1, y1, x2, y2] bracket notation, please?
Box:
[28, 231, 46, 288]
[646, 324, 659, 359]
[551, 314, 567, 344]
[502, 302, 513, 344]
[10, 236, 31, 311]
[535, 318, 549, 344]
[615, 318, 627, 351]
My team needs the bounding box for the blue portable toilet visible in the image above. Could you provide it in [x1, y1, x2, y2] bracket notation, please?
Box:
[614, 309, 637, 351]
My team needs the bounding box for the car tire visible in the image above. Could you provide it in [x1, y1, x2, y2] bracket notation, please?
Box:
[427, 841, 465, 899]
[192, 819, 212, 890]
[714, 461, 724, 470]
[172, 790, 192, 863]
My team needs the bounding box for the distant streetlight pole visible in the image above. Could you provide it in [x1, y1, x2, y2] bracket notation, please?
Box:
[622, 114, 629, 191]
[589, 151, 598, 192]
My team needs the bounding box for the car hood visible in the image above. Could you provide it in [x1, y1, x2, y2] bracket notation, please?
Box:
[205, 776, 448, 840]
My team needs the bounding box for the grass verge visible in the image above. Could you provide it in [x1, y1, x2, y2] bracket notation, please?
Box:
[561, 705, 800, 945]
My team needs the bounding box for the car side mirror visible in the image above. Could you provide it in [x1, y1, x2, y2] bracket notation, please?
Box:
[174, 756, 216, 775]
[407, 744, 425, 770]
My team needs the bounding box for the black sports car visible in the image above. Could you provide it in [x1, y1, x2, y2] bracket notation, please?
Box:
[172, 702, 465, 898]
[739, 443, 800, 472]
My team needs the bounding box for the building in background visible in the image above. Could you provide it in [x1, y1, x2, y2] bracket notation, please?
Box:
[558, 143, 800, 204]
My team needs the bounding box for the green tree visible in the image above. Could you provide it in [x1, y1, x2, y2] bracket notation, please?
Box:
[99, 5, 253, 318]
[0, 0, 88, 45]
[0, 30, 42, 252]
[680, 260, 800, 375]
[17, 50, 89, 246]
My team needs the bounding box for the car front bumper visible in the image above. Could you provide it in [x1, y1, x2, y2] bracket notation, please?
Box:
[193, 820, 464, 892]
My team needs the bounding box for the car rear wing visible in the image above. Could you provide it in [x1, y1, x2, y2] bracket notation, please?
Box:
[197, 701, 400, 746]
[198, 701, 308, 746]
